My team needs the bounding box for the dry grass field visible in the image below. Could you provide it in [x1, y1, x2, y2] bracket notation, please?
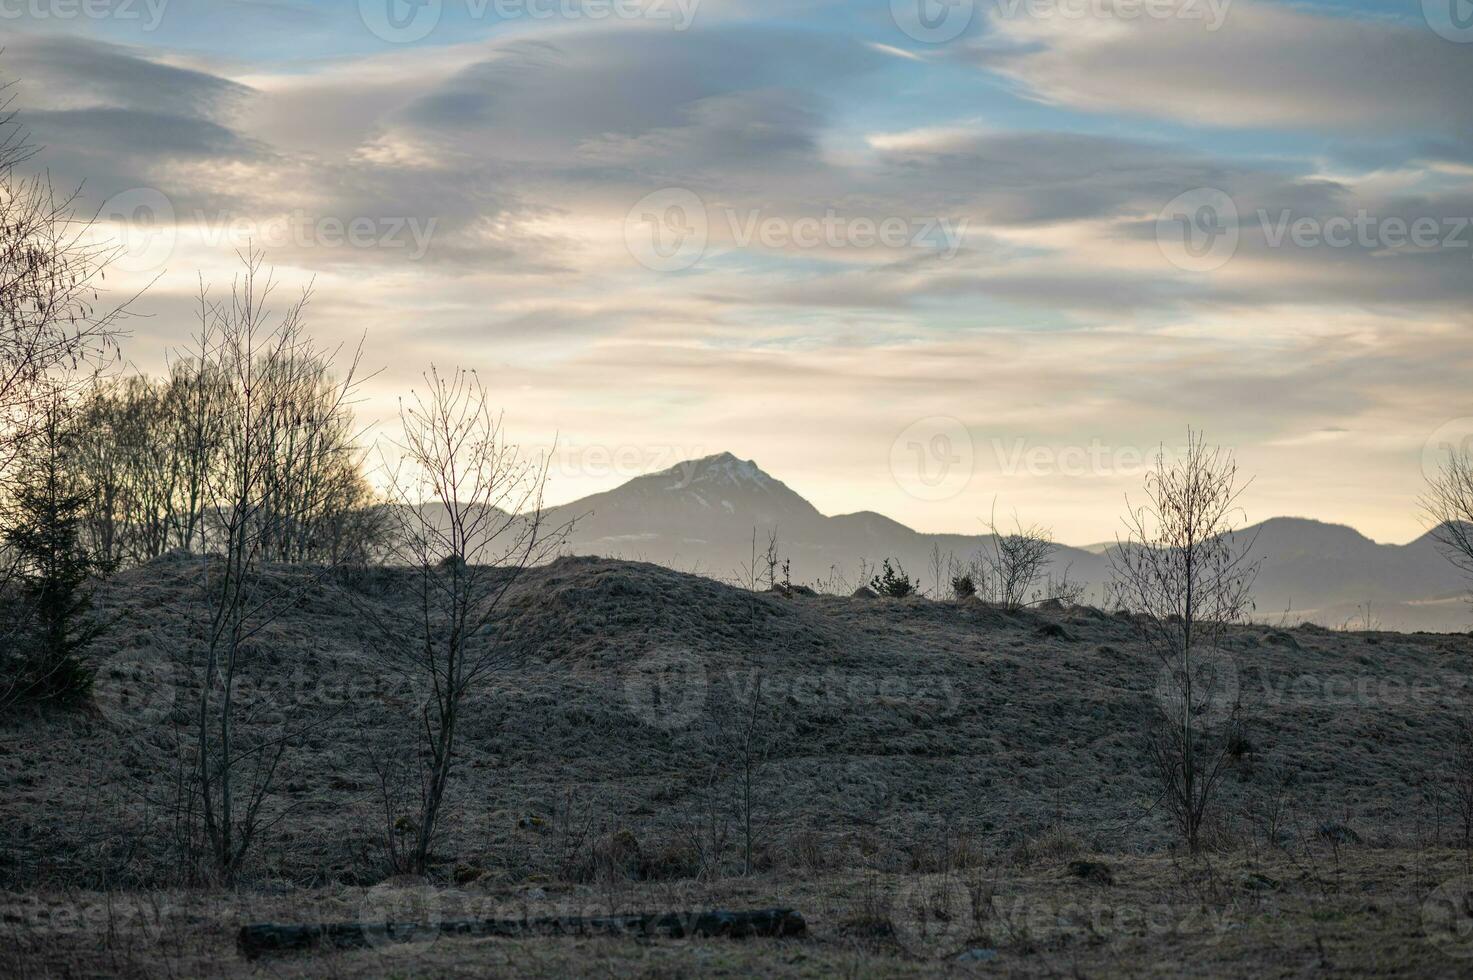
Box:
[4, 554, 1473, 976]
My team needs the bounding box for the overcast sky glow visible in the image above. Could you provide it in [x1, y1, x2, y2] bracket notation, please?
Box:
[6, 0, 1472, 544]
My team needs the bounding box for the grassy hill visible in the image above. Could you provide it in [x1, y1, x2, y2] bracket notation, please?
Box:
[4, 554, 1473, 975]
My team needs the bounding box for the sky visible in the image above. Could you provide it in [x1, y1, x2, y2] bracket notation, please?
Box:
[3, 0, 1471, 545]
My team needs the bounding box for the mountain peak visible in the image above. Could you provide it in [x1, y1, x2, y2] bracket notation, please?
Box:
[660, 452, 774, 491]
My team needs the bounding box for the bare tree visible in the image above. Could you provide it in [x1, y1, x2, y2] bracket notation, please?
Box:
[374, 367, 568, 874]
[66, 334, 381, 568]
[180, 251, 365, 879]
[1453, 717, 1473, 850]
[691, 646, 782, 878]
[1110, 431, 1259, 851]
[730, 668, 775, 876]
[1423, 441, 1473, 591]
[0, 90, 129, 485]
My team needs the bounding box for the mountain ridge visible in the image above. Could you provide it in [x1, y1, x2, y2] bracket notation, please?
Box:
[539, 453, 1471, 632]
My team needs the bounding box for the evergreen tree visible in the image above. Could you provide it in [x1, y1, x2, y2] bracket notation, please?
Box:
[3, 400, 104, 703]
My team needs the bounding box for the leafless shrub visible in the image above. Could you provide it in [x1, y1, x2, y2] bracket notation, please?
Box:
[926, 543, 958, 599]
[734, 526, 788, 592]
[1005, 825, 1083, 867]
[1038, 567, 1086, 607]
[678, 747, 735, 879]
[976, 507, 1057, 610]
[1337, 601, 1381, 633]
[680, 639, 786, 880]
[368, 366, 569, 875]
[1110, 430, 1259, 851]
[906, 822, 985, 874]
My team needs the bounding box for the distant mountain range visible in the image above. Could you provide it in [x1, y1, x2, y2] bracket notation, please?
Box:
[539, 452, 1471, 633]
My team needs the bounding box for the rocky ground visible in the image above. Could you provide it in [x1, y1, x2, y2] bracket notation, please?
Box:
[3, 554, 1472, 975]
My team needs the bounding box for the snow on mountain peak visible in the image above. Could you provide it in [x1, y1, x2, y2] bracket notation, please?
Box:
[663, 452, 774, 492]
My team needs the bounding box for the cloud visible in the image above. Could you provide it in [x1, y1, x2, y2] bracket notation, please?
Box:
[1, 35, 248, 119]
[7, 8, 1472, 543]
[969, 1, 1473, 134]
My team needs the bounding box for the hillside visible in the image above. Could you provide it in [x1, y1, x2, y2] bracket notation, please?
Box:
[5, 553, 1473, 975]
[6, 554, 1468, 885]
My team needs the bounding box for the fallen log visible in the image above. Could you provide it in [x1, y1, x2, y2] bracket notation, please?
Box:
[238, 907, 806, 958]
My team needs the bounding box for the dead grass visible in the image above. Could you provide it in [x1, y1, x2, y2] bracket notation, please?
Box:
[3, 847, 1472, 977]
[4, 554, 1473, 974]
